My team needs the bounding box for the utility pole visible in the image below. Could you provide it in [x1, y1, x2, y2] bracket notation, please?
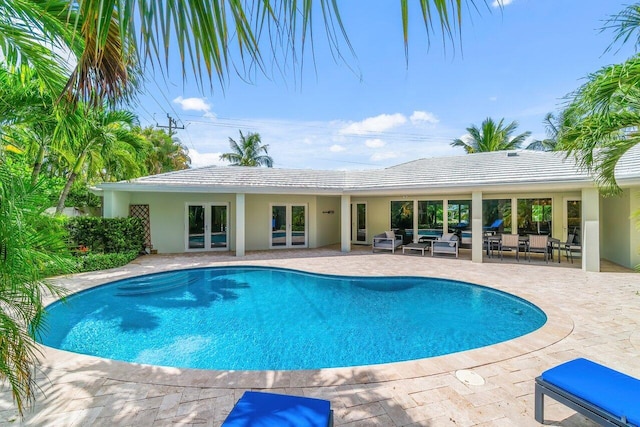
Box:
[157, 113, 184, 136]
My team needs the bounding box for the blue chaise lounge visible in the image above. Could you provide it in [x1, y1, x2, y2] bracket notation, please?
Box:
[535, 358, 640, 426]
[222, 391, 333, 427]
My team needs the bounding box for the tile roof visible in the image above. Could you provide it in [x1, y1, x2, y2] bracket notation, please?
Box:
[99, 150, 639, 194]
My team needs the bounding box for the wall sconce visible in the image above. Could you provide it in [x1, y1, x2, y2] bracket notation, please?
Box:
[322, 210, 335, 214]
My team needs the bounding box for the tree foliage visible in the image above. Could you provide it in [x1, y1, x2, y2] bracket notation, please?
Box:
[451, 117, 531, 153]
[220, 131, 273, 167]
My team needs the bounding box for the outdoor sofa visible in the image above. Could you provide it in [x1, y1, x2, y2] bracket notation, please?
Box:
[372, 231, 403, 253]
[431, 233, 459, 257]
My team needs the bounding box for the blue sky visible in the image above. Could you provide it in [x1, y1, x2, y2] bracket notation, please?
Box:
[134, 0, 637, 170]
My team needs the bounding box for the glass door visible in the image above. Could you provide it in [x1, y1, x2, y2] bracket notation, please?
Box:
[187, 205, 205, 249]
[270, 204, 307, 248]
[186, 203, 229, 251]
[564, 198, 581, 243]
[351, 203, 367, 244]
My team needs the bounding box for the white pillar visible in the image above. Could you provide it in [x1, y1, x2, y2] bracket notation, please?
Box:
[413, 199, 419, 242]
[341, 195, 351, 252]
[511, 197, 518, 234]
[471, 191, 483, 263]
[235, 193, 245, 257]
[581, 188, 600, 272]
[442, 199, 449, 233]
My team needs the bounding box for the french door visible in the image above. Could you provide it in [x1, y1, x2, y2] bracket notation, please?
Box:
[186, 203, 229, 251]
[563, 198, 582, 243]
[270, 204, 307, 248]
[351, 202, 367, 244]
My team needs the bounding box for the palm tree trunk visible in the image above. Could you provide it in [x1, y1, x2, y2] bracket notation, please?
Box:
[55, 152, 86, 215]
[55, 172, 77, 215]
[30, 145, 45, 187]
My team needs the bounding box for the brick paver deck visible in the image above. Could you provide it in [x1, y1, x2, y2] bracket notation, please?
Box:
[1, 247, 638, 426]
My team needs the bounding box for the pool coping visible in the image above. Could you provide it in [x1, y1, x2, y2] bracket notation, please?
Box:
[36, 257, 573, 391]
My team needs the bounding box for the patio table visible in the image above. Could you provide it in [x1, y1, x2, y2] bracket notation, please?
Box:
[402, 242, 431, 256]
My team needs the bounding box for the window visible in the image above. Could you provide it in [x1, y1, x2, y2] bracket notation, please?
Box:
[517, 198, 552, 235]
[390, 201, 413, 241]
[448, 200, 471, 229]
[482, 199, 511, 232]
[418, 201, 443, 233]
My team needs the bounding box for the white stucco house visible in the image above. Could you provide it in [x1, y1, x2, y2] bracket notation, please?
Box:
[99, 149, 640, 272]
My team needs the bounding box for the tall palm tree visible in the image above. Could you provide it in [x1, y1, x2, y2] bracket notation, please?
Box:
[220, 131, 273, 167]
[0, 1, 486, 105]
[451, 117, 532, 153]
[526, 112, 562, 151]
[54, 107, 146, 213]
[560, 3, 640, 195]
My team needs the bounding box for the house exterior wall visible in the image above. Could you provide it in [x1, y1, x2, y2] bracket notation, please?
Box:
[601, 188, 640, 269]
[315, 196, 341, 247]
[128, 192, 235, 253]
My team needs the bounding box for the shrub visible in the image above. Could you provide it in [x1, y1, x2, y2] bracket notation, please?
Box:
[77, 250, 139, 272]
[67, 217, 144, 254]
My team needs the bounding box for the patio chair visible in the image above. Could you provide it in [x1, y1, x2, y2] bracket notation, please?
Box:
[431, 233, 459, 258]
[563, 233, 582, 264]
[222, 391, 333, 427]
[527, 234, 549, 263]
[499, 234, 520, 261]
[535, 358, 640, 426]
[372, 231, 403, 253]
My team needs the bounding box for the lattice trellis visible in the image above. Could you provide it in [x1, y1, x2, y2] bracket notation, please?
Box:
[129, 204, 151, 248]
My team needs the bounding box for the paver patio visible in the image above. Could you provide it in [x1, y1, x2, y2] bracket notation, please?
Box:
[1, 247, 638, 426]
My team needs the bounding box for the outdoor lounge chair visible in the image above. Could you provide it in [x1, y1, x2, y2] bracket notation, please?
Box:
[563, 233, 582, 264]
[535, 358, 640, 426]
[372, 231, 403, 253]
[482, 218, 504, 234]
[222, 391, 333, 427]
[431, 233, 459, 258]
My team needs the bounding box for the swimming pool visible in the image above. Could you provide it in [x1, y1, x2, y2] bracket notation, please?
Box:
[39, 266, 546, 370]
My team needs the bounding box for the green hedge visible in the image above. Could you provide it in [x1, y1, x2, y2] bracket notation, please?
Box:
[77, 250, 139, 272]
[67, 217, 144, 253]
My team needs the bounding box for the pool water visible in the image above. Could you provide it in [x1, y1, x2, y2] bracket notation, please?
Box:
[39, 266, 546, 370]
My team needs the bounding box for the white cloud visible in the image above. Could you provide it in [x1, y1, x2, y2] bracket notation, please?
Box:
[173, 96, 216, 119]
[489, 96, 498, 102]
[410, 111, 439, 125]
[492, 0, 513, 7]
[340, 113, 407, 135]
[329, 144, 347, 152]
[370, 152, 398, 162]
[188, 148, 226, 168]
[365, 139, 386, 148]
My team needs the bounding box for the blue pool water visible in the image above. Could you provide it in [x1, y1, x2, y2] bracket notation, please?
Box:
[39, 267, 546, 370]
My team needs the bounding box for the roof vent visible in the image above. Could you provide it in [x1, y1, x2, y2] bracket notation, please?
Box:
[507, 152, 518, 157]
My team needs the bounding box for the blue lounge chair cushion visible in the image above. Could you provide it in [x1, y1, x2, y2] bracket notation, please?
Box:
[541, 358, 640, 425]
[222, 391, 332, 427]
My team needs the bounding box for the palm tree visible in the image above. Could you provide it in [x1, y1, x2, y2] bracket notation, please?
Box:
[139, 127, 191, 174]
[451, 117, 532, 153]
[560, 3, 640, 195]
[220, 131, 273, 167]
[54, 107, 146, 213]
[0, 1, 486, 105]
[526, 113, 562, 151]
[0, 159, 70, 415]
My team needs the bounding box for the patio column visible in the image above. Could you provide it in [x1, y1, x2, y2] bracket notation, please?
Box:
[581, 187, 600, 272]
[341, 195, 351, 252]
[442, 199, 449, 233]
[471, 191, 483, 263]
[235, 193, 245, 257]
